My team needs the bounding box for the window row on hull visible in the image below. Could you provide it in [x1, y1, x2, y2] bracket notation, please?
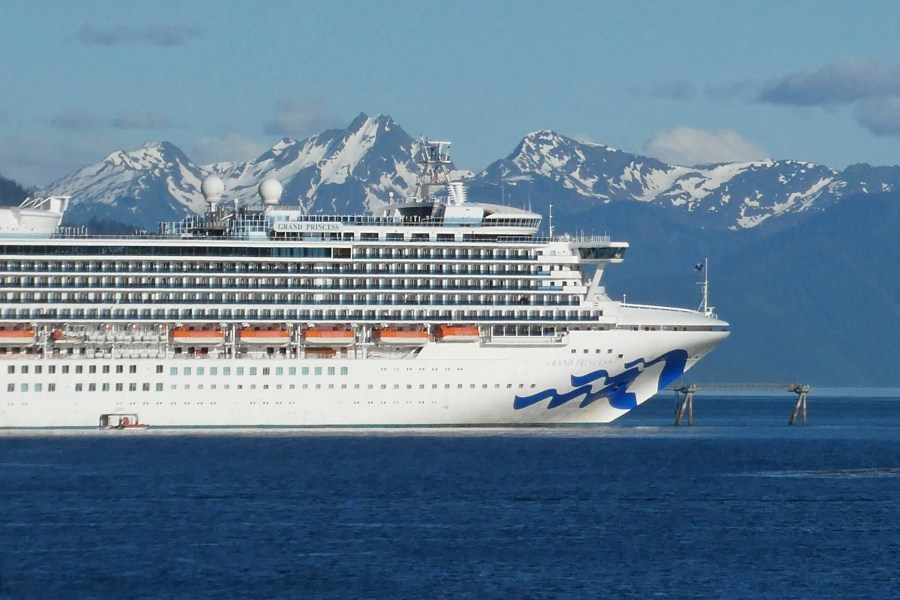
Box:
[0, 260, 566, 276]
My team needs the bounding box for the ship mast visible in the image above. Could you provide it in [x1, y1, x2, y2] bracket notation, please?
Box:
[698, 258, 714, 317]
[413, 139, 459, 203]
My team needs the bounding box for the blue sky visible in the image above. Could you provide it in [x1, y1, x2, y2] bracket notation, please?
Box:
[4, 0, 900, 185]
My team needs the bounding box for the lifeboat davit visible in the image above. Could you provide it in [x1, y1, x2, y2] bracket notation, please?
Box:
[303, 327, 355, 346]
[171, 328, 225, 346]
[239, 327, 291, 346]
[374, 328, 429, 346]
[435, 325, 480, 342]
[0, 327, 36, 346]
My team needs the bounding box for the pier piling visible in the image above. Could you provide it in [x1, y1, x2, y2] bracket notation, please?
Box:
[667, 382, 812, 426]
[674, 384, 696, 426]
[789, 384, 810, 426]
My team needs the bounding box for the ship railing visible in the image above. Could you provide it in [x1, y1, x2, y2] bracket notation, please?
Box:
[620, 302, 706, 316]
[48, 228, 615, 246]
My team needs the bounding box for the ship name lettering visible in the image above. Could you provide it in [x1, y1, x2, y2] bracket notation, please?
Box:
[273, 222, 343, 232]
[546, 359, 601, 367]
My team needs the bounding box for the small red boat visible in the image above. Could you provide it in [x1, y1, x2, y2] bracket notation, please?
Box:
[303, 327, 355, 346]
[373, 327, 429, 346]
[0, 327, 36, 347]
[239, 327, 291, 346]
[435, 325, 480, 342]
[171, 327, 225, 346]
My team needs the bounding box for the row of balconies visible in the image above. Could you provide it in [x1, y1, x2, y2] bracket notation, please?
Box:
[0, 250, 547, 271]
[1, 309, 600, 322]
[0, 295, 582, 307]
[0, 279, 575, 292]
[0, 261, 559, 276]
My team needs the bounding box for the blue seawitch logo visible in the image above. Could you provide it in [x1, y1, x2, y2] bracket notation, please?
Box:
[514, 349, 688, 411]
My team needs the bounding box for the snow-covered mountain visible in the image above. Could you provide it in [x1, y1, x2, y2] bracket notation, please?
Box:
[467, 130, 855, 231]
[48, 113, 420, 229]
[45, 114, 900, 233]
[48, 141, 208, 228]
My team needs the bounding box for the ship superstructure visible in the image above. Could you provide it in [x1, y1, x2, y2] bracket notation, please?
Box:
[0, 140, 728, 427]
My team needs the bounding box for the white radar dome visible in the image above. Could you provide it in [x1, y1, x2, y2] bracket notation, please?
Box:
[258, 178, 283, 205]
[201, 175, 225, 201]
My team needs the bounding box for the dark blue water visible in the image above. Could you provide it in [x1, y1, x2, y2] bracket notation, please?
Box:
[2, 394, 898, 599]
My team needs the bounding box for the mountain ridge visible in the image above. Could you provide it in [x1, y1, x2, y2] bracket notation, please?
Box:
[40, 114, 900, 237]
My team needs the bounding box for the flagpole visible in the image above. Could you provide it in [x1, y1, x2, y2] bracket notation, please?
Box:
[704, 258, 709, 315]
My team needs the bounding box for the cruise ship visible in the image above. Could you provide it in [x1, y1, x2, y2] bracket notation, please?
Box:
[0, 140, 728, 428]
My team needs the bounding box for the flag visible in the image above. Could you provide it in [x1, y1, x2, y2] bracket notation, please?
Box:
[694, 262, 704, 272]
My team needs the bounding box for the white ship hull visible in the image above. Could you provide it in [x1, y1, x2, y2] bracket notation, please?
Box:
[0, 329, 725, 428]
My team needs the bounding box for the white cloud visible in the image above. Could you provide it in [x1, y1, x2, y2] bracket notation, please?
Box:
[76, 23, 202, 46]
[758, 59, 900, 107]
[50, 109, 103, 131]
[0, 132, 114, 186]
[111, 111, 177, 130]
[855, 96, 900, 137]
[263, 97, 336, 137]
[193, 132, 269, 165]
[642, 127, 770, 166]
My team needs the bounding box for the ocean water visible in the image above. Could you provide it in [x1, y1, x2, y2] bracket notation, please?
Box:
[1, 393, 898, 599]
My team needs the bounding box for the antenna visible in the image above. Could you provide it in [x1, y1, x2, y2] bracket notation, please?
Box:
[698, 258, 714, 317]
[548, 203, 554, 238]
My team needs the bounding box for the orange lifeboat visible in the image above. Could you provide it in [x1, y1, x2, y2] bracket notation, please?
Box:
[0, 327, 36, 347]
[435, 325, 480, 342]
[51, 329, 81, 345]
[171, 327, 225, 346]
[374, 327, 429, 346]
[239, 327, 291, 347]
[303, 326, 355, 346]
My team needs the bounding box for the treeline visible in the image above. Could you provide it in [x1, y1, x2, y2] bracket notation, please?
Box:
[0, 172, 27, 205]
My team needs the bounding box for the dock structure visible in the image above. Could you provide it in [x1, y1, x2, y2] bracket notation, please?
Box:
[667, 383, 812, 426]
[788, 384, 810, 426]
[673, 384, 696, 426]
